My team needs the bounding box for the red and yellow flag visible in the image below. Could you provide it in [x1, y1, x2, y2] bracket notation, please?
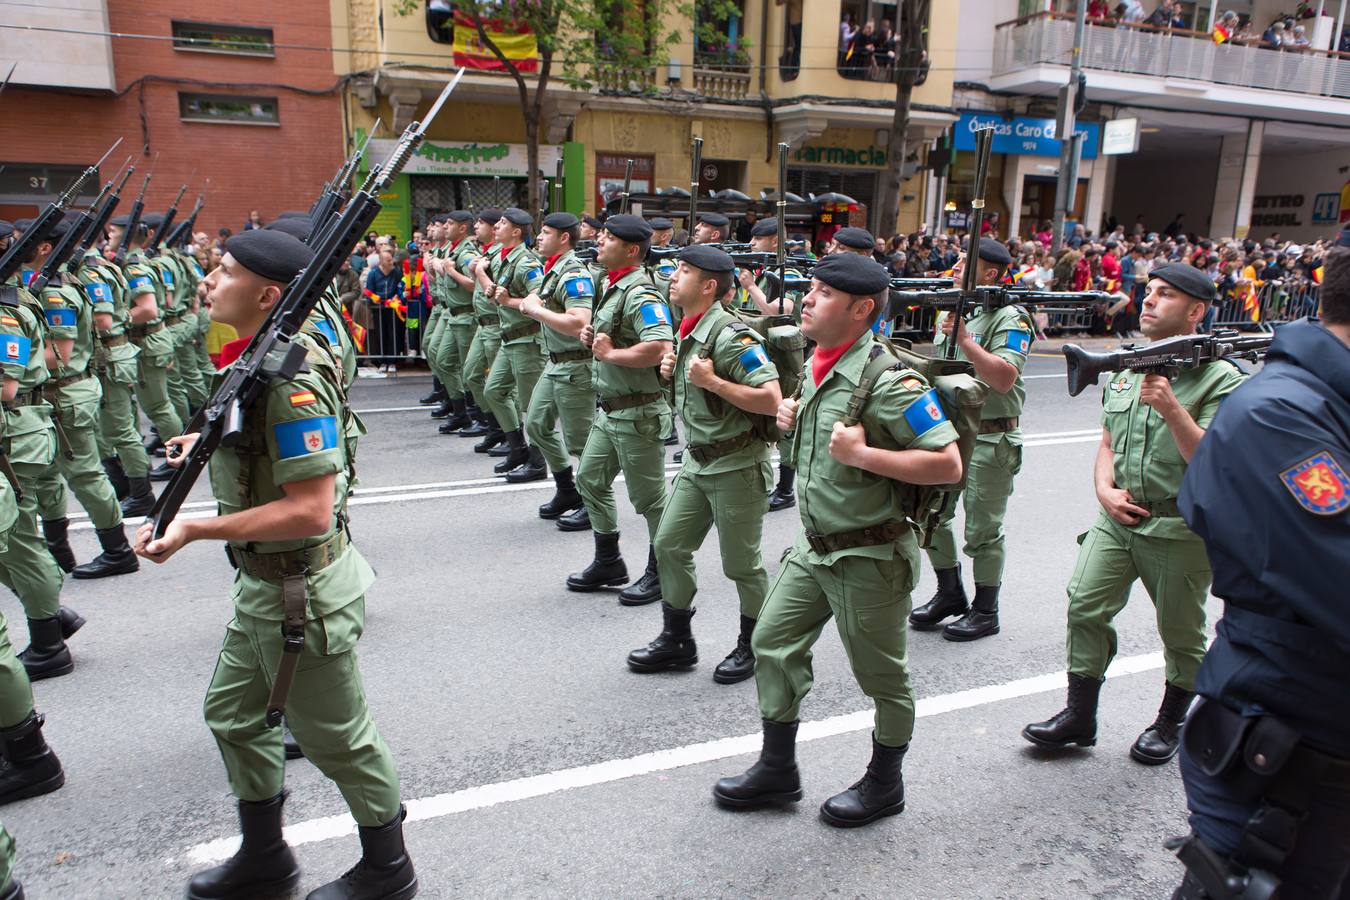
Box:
[453, 11, 538, 73]
[1212, 25, 1230, 44]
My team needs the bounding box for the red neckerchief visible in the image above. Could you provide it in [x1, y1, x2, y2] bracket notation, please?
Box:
[500, 244, 512, 262]
[218, 337, 251, 369]
[544, 252, 564, 274]
[607, 266, 638, 287]
[811, 341, 853, 386]
[448, 238, 462, 253]
[679, 311, 704, 340]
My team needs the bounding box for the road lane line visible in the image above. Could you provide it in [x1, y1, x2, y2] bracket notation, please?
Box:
[177, 651, 1163, 865]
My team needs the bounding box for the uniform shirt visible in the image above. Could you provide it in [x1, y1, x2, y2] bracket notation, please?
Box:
[933, 303, 1033, 439]
[208, 332, 374, 622]
[674, 306, 778, 475]
[150, 251, 190, 316]
[426, 242, 450, 307]
[122, 250, 176, 363]
[591, 268, 673, 419]
[792, 330, 959, 566]
[1101, 357, 1245, 539]
[307, 285, 359, 392]
[445, 238, 479, 319]
[1179, 319, 1350, 754]
[75, 251, 129, 335]
[493, 243, 545, 344]
[39, 280, 101, 405]
[539, 250, 593, 360]
[471, 241, 503, 329]
[0, 286, 56, 464]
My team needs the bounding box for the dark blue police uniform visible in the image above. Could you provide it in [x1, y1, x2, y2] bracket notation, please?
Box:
[1174, 317, 1350, 899]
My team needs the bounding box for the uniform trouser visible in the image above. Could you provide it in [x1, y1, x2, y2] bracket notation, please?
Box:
[0, 822, 14, 893]
[434, 319, 475, 402]
[925, 435, 1023, 586]
[134, 355, 184, 441]
[576, 409, 670, 538]
[484, 340, 545, 433]
[97, 372, 151, 478]
[422, 306, 446, 384]
[0, 464, 63, 621]
[462, 327, 501, 411]
[525, 365, 594, 475]
[1064, 513, 1211, 690]
[753, 543, 919, 747]
[34, 405, 123, 530]
[204, 598, 401, 827]
[172, 323, 208, 412]
[654, 461, 772, 617]
[0, 609, 36, 727]
[164, 331, 192, 426]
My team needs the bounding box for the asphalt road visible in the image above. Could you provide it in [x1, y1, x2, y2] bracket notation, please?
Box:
[3, 346, 1209, 899]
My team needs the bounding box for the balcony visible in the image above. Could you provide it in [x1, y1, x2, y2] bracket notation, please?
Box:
[991, 12, 1350, 125]
[694, 67, 752, 100]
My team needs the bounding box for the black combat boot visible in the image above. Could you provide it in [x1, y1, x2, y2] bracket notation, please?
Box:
[618, 546, 662, 606]
[57, 606, 85, 640]
[149, 460, 175, 481]
[565, 532, 628, 592]
[627, 603, 698, 673]
[942, 583, 1000, 641]
[186, 793, 301, 900]
[713, 719, 802, 808]
[505, 446, 547, 484]
[556, 505, 591, 532]
[144, 429, 163, 456]
[713, 615, 756, 685]
[1130, 682, 1195, 766]
[0, 876, 22, 899]
[428, 399, 452, 419]
[41, 518, 76, 573]
[438, 398, 472, 433]
[0, 712, 65, 805]
[472, 414, 505, 452]
[1022, 673, 1104, 749]
[537, 467, 583, 519]
[909, 565, 969, 630]
[420, 379, 445, 405]
[102, 457, 130, 501]
[493, 430, 530, 475]
[71, 525, 140, 579]
[819, 735, 907, 828]
[767, 465, 795, 512]
[121, 476, 156, 518]
[19, 617, 73, 681]
[306, 806, 417, 900]
[458, 408, 491, 437]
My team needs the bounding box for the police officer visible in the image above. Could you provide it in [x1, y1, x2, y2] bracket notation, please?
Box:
[513, 212, 595, 516]
[827, 227, 876, 257]
[909, 237, 1029, 642]
[627, 245, 781, 683]
[712, 252, 962, 827]
[566, 214, 673, 604]
[1167, 246, 1350, 899]
[1022, 263, 1245, 765]
[434, 211, 482, 434]
[134, 229, 416, 900]
[460, 209, 504, 445]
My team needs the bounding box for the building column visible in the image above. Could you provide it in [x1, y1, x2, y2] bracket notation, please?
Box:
[1083, 153, 1114, 237]
[1210, 120, 1263, 239]
[1003, 154, 1029, 240]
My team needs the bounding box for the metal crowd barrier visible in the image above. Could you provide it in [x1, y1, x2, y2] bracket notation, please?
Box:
[1212, 281, 1320, 332]
[353, 298, 431, 371]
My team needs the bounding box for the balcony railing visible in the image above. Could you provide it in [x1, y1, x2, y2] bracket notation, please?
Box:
[592, 63, 657, 94]
[694, 67, 752, 99]
[994, 12, 1350, 99]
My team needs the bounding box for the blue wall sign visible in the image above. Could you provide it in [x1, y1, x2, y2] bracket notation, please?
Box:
[954, 113, 1101, 160]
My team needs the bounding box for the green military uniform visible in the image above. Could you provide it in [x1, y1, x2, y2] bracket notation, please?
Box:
[78, 250, 151, 480]
[202, 332, 400, 826]
[482, 243, 546, 433]
[122, 250, 184, 442]
[150, 248, 205, 420]
[525, 250, 595, 476]
[421, 239, 450, 395]
[436, 237, 482, 411]
[576, 268, 673, 538]
[927, 304, 1033, 586]
[1065, 361, 1245, 689]
[755, 329, 958, 747]
[461, 241, 502, 417]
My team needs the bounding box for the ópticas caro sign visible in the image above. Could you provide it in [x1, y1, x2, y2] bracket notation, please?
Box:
[368, 139, 563, 178]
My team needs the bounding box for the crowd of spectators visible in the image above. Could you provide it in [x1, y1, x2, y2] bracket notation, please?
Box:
[1074, 0, 1343, 53]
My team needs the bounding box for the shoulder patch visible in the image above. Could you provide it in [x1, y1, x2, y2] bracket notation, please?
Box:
[639, 302, 671, 328]
[311, 319, 339, 347]
[738, 344, 770, 373]
[161, 268, 175, 288]
[273, 416, 338, 459]
[1, 334, 32, 366]
[900, 375, 924, 390]
[43, 307, 77, 328]
[564, 275, 594, 298]
[1279, 451, 1349, 516]
[1108, 374, 1133, 394]
[288, 390, 318, 408]
[0, 316, 18, 327]
[127, 275, 154, 294]
[1005, 329, 1032, 355]
[902, 388, 948, 437]
[84, 283, 114, 306]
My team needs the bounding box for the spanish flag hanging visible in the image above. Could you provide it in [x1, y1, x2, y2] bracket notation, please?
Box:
[453, 11, 539, 72]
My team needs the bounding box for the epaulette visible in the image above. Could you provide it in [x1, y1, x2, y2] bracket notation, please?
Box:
[0, 286, 19, 308]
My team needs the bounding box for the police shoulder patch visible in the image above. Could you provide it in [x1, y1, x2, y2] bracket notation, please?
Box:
[902, 388, 948, 437]
[1279, 451, 1349, 516]
[273, 416, 338, 459]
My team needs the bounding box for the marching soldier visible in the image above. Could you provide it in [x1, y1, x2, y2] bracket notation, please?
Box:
[827, 227, 876, 257]
[513, 212, 595, 520]
[434, 211, 481, 435]
[418, 216, 450, 411]
[649, 217, 676, 249]
[909, 238, 1028, 642]
[692, 213, 731, 246]
[566, 214, 673, 605]
[1024, 264, 1245, 765]
[626, 245, 781, 683]
[712, 253, 962, 826]
[134, 229, 416, 900]
[147, 213, 209, 426]
[459, 209, 504, 446]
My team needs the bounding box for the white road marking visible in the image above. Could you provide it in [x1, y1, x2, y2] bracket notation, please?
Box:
[178, 651, 1163, 865]
[353, 405, 426, 414]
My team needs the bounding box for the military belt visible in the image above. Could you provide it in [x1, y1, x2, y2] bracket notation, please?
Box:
[687, 430, 757, 464]
[449, 304, 474, 316]
[1135, 498, 1181, 518]
[1, 389, 45, 411]
[476, 314, 500, 327]
[225, 530, 349, 581]
[804, 520, 906, 555]
[98, 334, 130, 348]
[599, 391, 664, 413]
[549, 349, 592, 364]
[499, 321, 541, 343]
[164, 312, 187, 326]
[978, 416, 1020, 434]
[127, 321, 166, 339]
[43, 371, 93, 390]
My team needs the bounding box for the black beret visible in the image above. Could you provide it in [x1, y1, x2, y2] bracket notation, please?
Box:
[648, 217, 674, 230]
[962, 236, 1013, 266]
[751, 218, 780, 237]
[265, 218, 312, 241]
[1148, 263, 1216, 303]
[48, 218, 73, 240]
[14, 218, 34, 233]
[582, 215, 603, 229]
[603, 214, 653, 243]
[677, 244, 734, 274]
[224, 229, 315, 284]
[542, 212, 580, 229]
[698, 212, 730, 229]
[812, 252, 890, 296]
[477, 208, 504, 224]
[107, 214, 133, 227]
[1337, 226, 1350, 249]
[501, 207, 533, 227]
[143, 213, 164, 229]
[0, 221, 12, 239]
[832, 227, 875, 250]
[447, 210, 474, 223]
[277, 211, 310, 220]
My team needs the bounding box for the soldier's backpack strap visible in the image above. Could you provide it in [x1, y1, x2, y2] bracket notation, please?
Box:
[842, 344, 904, 427]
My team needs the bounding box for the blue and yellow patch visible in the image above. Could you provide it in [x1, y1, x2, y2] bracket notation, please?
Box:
[1005, 329, 1032, 355]
[639, 303, 671, 328]
[656, 263, 677, 278]
[738, 344, 769, 373]
[312, 319, 339, 347]
[903, 389, 948, 437]
[43, 308, 77, 328]
[564, 276, 594, 299]
[1279, 451, 1349, 516]
[84, 283, 113, 306]
[161, 269, 176, 289]
[1, 335, 32, 366]
[127, 275, 154, 294]
[274, 416, 338, 459]
[190, 261, 205, 278]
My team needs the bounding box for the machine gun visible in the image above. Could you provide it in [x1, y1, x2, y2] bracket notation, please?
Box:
[67, 156, 134, 274]
[1062, 330, 1274, 397]
[945, 127, 994, 359]
[893, 285, 1111, 312]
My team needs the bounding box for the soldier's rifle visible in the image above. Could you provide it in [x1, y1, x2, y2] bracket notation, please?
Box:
[311, 121, 382, 242]
[67, 156, 135, 274]
[163, 192, 205, 251]
[1062, 330, 1273, 398]
[688, 137, 703, 245]
[112, 152, 158, 266]
[147, 176, 192, 257]
[619, 159, 634, 215]
[28, 177, 120, 294]
[946, 127, 994, 360]
[774, 142, 789, 314]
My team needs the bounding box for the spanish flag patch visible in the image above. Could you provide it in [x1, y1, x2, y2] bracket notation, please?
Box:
[0, 316, 18, 327]
[288, 391, 317, 408]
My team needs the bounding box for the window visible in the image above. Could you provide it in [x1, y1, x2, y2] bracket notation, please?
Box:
[171, 21, 275, 56]
[425, 1, 453, 43]
[179, 93, 280, 126]
[695, 0, 749, 71]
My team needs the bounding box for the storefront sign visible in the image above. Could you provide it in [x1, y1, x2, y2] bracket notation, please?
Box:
[792, 144, 888, 167]
[368, 139, 562, 178]
[954, 113, 1101, 160]
[1102, 118, 1140, 156]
